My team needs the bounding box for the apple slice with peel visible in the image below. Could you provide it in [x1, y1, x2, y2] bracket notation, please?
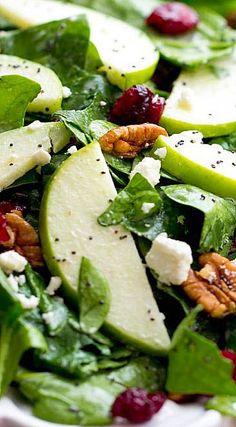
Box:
[160, 56, 236, 138]
[0, 121, 71, 191]
[40, 142, 170, 355]
[153, 131, 236, 199]
[0, 55, 63, 114]
[0, 0, 159, 90]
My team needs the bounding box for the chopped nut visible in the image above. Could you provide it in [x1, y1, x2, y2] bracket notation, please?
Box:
[99, 123, 168, 158]
[0, 211, 44, 267]
[182, 253, 236, 318]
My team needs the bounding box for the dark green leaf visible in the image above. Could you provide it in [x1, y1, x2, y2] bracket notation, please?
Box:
[0, 75, 40, 132]
[166, 307, 236, 395]
[55, 93, 109, 144]
[98, 173, 162, 239]
[17, 357, 165, 425]
[163, 185, 236, 256]
[78, 257, 111, 334]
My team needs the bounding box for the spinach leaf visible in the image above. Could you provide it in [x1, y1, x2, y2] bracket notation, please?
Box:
[225, 316, 236, 352]
[163, 185, 236, 256]
[78, 257, 111, 334]
[208, 132, 236, 152]
[0, 75, 40, 132]
[55, 93, 109, 144]
[0, 268, 47, 396]
[98, 173, 162, 239]
[0, 16, 90, 80]
[206, 395, 236, 417]
[17, 357, 165, 425]
[152, 9, 235, 67]
[166, 307, 236, 395]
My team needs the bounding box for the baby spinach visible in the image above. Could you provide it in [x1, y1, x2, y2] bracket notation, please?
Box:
[17, 357, 165, 425]
[208, 132, 236, 152]
[167, 307, 236, 395]
[78, 257, 111, 334]
[0, 75, 40, 133]
[163, 184, 236, 256]
[0, 268, 47, 396]
[152, 9, 236, 67]
[98, 173, 162, 239]
[55, 93, 109, 144]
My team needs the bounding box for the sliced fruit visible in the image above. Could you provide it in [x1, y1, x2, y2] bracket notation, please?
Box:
[40, 142, 170, 354]
[0, 0, 159, 90]
[0, 54, 63, 114]
[154, 131, 236, 199]
[160, 56, 236, 137]
[0, 121, 71, 191]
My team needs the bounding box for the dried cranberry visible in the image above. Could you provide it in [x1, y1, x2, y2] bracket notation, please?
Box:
[147, 2, 199, 35]
[0, 214, 10, 242]
[0, 201, 23, 215]
[111, 388, 166, 424]
[222, 350, 236, 381]
[110, 85, 165, 125]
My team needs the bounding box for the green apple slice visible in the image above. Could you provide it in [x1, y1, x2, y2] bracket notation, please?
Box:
[0, 0, 158, 90]
[0, 54, 63, 114]
[154, 131, 236, 199]
[160, 56, 236, 138]
[0, 121, 71, 191]
[39, 142, 170, 355]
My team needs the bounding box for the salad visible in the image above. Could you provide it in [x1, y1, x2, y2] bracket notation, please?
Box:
[0, 0, 236, 425]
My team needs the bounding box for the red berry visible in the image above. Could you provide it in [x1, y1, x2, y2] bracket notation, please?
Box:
[111, 388, 166, 424]
[0, 201, 23, 215]
[0, 214, 10, 242]
[110, 85, 165, 125]
[147, 2, 199, 35]
[222, 350, 236, 381]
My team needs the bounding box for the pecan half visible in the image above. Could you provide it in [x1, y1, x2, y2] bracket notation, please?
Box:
[1, 210, 43, 267]
[99, 123, 168, 158]
[182, 253, 236, 318]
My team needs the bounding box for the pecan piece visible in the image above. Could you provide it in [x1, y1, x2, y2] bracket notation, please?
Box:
[99, 123, 168, 158]
[182, 253, 236, 318]
[2, 211, 44, 267]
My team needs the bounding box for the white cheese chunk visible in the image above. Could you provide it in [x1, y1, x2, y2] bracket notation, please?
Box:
[141, 202, 155, 214]
[146, 233, 193, 285]
[0, 250, 27, 274]
[17, 294, 39, 309]
[62, 86, 72, 98]
[46, 276, 62, 295]
[33, 148, 51, 166]
[42, 311, 54, 325]
[18, 274, 26, 286]
[130, 157, 161, 187]
[154, 147, 167, 159]
[67, 145, 77, 155]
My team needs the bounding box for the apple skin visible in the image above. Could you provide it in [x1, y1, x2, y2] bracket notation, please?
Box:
[40, 142, 170, 355]
[154, 136, 236, 199]
[160, 115, 236, 139]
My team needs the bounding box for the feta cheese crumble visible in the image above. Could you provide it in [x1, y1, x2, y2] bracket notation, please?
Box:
[154, 147, 167, 159]
[18, 274, 26, 286]
[141, 202, 155, 214]
[130, 157, 161, 187]
[145, 233, 193, 285]
[46, 276, 62, 295]
[17, 294, 39, 310]
[0, 250, 27, 274]
[42, 311, 54, 325]
[33, 148, 51, 166]
[67, 145, 77, 155]
[62, 86, 72, 98]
